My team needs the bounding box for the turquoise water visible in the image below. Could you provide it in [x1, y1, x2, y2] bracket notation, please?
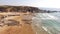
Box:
[36, 13, 60, 34]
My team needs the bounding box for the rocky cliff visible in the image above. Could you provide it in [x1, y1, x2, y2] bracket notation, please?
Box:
[0, 6, 40, 13]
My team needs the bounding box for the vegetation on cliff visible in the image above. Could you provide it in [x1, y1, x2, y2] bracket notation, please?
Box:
[0, 6, 40, 13]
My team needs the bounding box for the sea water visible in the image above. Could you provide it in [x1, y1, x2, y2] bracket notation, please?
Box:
[34, 12, 60, 34]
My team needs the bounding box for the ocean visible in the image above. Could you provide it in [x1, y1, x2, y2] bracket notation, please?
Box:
[34, 12, 60, 34]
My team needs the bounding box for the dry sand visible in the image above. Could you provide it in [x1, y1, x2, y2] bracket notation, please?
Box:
[0, 15, 35, 34]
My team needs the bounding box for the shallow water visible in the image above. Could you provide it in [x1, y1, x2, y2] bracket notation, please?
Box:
[32, 12, 60, 34]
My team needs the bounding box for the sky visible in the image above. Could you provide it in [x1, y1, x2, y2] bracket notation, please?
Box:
[0, 0, 60, 8]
